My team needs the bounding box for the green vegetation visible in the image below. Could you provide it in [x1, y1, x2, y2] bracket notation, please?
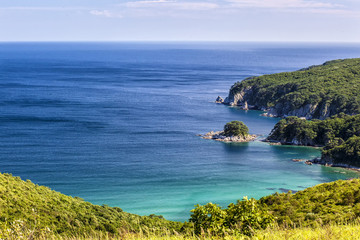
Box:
[260, 178, 360, 226]
[228, 58, 360, 119]
[2, 172, 360, 239]
[324, 136, 360, 167]
[190, 179, 360, 237]
[267, 114, 360, 166]
[189, 197, 273, 236]
[223, 121, 249, 137]
[0, 173, 183, 239]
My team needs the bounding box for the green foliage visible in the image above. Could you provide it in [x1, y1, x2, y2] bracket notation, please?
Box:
[189, 203, 226, 235]
[189, 197, 274, 236]
[190, 179, 360, 237]
[2, 173, 360, 239]
[260, 179, 360, 227]
[324, 136, 360, 167]
[224, 121, 249, 137]
[267, 114, 360, 166]
[0, 173, 183, 238]
[225, 197, 274, 236]
[230, 58, 360, 118]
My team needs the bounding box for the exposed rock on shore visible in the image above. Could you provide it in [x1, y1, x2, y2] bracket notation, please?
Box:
[201, 131, 256, 143]
[306, 157, 360, 172]
[217, 59, 360, 120]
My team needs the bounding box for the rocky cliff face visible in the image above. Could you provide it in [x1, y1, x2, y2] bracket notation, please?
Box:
[221, 85, 351, 120]
[219, 58, 360, 120]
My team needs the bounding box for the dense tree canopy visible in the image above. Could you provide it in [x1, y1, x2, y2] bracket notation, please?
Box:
[229, 58, 360, 119]
[223, 121, 249, 137]
[267, 114, 360, 166]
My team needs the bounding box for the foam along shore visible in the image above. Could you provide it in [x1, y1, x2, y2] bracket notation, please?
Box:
[200, 131, 257, 142]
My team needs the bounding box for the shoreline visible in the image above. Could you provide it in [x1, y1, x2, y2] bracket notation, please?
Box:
[262, 140, 323, 149]
[199, 130, 257, 143]
[309, 158, 360, 173]
[291, 158, 360, 173]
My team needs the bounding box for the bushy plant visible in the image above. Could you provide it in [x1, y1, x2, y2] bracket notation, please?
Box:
[190, 197, 274, 236]
[223, 121, 249, 137]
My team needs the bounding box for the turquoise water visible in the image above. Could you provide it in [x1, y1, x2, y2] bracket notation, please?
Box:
[0, 42, 360, 221]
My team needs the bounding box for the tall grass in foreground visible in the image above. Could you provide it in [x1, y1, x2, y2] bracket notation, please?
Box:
[2, 222, 360, 240]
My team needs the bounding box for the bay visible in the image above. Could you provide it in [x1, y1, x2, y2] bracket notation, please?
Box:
[0, 42, 360, 221]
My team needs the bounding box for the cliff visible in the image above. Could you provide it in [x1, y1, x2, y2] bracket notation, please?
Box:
[221, 58, 360, 120]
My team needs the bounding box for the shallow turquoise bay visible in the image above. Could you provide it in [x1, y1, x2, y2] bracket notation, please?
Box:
[1, 42, 360, 221]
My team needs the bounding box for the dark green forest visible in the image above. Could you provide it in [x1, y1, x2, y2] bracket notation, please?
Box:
[229, 58, 360, 119]
[267, 114, 360, 166]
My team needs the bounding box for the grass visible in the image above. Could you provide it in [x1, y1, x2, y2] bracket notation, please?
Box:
[2, 222, 360, 239]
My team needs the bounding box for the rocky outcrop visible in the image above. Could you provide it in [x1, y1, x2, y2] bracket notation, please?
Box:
[215, 96, 224, 103]
[265, 136, 317, 146]
[200, 131, 256, 143]
[219, 90, 344, 120]
[223, 86, 257, 110]
[218, 58, 360, 120]
[308, 157, 360, 171]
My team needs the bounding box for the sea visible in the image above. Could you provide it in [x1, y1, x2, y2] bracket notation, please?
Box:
[1, 42, 360, 221]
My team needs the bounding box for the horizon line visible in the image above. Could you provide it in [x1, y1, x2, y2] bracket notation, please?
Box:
[1, 40, 360, 44]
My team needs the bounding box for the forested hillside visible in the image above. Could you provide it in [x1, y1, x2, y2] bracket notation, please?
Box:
[223, 58, 360, 119]
[267, 114, 360, 167]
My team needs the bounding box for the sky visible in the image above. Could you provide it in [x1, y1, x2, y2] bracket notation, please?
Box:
[0, 0, 359, 42]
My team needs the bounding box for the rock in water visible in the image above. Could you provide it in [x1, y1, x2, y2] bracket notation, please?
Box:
[244, 101, 248, 110]
[215, 96, 224, 103]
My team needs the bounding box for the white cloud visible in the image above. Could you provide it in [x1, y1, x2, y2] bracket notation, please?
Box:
[89, 10, 123, 18]
[125, 0, 219, 10]
[226, 0, 343, 9]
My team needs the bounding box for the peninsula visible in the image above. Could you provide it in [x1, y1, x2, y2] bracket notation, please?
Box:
[266, 114, 360, 168]
[218, 58, 360, 120]
[216, 58, 360, 169]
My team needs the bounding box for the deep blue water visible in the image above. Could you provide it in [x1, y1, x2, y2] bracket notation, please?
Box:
[1, 42, 360, 221]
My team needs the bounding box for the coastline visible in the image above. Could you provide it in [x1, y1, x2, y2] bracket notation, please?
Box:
[308, 158, 360, 173]
[290, 158, 360, 173]
[200, 130, 257, 143]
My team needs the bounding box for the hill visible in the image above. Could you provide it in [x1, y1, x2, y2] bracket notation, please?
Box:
[221, 58, 360, 119]
[0, 173, 182, 239]
[2, 172, 360, 239]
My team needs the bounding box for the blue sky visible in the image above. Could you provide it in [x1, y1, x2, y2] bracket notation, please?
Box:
[0, 0, 359, 41]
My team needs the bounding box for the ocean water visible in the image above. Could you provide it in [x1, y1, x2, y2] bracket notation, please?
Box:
[1, 42, 360, 221]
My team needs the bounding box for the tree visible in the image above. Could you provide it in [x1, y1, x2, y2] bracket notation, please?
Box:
[223, 121, 249, 137]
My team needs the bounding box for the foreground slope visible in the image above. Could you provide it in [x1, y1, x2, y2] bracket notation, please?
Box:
[223, 58, 360, 119]
[0, 173, 182, 238]
[2, 172, 360, 239]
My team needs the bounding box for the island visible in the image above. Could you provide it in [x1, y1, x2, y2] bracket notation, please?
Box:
[201, 120, 256, 142]
[218, 58, 360, 120]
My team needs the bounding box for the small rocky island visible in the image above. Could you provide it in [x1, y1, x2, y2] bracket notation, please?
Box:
[201, 121, 256, 142]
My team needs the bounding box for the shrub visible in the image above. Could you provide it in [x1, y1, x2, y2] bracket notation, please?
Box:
[224, 121, 249, 137]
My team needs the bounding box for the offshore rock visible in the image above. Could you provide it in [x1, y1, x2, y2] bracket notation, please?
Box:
[215, 96, 224, 103]
[200, 131, 256, 143]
